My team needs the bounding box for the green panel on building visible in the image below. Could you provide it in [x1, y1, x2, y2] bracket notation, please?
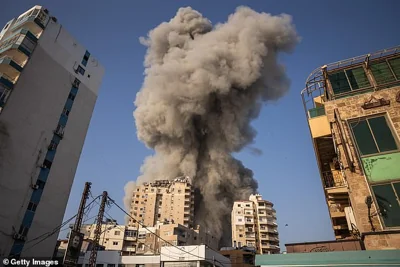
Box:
[362, 152, 400, 182]
[256, 250, 400, 266]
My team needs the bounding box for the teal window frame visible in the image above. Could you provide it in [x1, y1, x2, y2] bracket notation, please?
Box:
[348, 114, 399, 158]
[328, 66, 372, 97]
[370, 57, 400, 85]
[371, 181, 400, 228]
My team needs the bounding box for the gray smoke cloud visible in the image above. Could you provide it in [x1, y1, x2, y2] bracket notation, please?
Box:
[126, 6, 299, 245]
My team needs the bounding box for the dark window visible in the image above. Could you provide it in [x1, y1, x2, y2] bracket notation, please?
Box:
[55, 124, 65, 137]
[36, 180, 45, 189]
[349, 116, 398, 156]
[372, 182, 400, 227]
[42, 159, 52, 169]
[68, 93, 76, 101]
[113, 241, 118, 245]
[73, 78, 81, 88]
[328, 67, 371, 95]
[107, 265, 115, 267]
[96, 265, 103, 267]
[389, 57, 400, 79]
[62, 108, 70, 116]
[370, 61, 396, 85]
[4, 23, 9, 30]
[76, 65, 85, 75]
[27, 202, 37, 212]
[48, 140, 58, 151]
[82, 51, 90, 67]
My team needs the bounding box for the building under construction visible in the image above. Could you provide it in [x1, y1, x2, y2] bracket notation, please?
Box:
[302, 46, 400, 249]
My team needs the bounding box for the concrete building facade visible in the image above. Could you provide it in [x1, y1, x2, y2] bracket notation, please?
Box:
[128, 177, 195, 228]
[73, 221, 217, 256]
[301, 46, 400, 249]
[231, 194, 280, 254]
[0, 6, 104, 258]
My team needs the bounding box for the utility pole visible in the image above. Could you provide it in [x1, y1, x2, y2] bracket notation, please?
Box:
[74, 182, 92, 232]
[63, 182, 91, 267]
[89, 191, 108, 267]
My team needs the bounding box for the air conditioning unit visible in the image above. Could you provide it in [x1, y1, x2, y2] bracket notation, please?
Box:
[345, 207, 357, 231]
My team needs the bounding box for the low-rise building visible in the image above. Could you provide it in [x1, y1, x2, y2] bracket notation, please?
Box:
[77, 245, 231, 267]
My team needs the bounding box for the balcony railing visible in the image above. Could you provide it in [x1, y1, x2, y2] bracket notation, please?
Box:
[322, 171, 346, 188]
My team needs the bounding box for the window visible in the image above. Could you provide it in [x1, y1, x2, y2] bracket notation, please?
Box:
[246, 204, 251, 207]
[82, 51, 90, 67]
[112, 241, 118, 245]
[328, 67, 371, 95]
[54, 124, 65, 137]
[389, 57, 400, 79]
[27, 202, 37, 212]
[76, 65, 85, 75]
[107, 265, 115, 267]
[62, 108, 70, 116]
[73, 78, 81, 88]
[114, 230, 120, 235]
[42, 159, 52, 169]
[48, 140, 58, 151]
[349, 115, 398, 156]
[238, 218, 242, 222]
[68, 93, 76, 101]
[370, 61, 397, 85]
[0, 86, 11, 105]
[4, 23, 9, 30]
[372, 182, 400, 227]
[35, 180, 45, 189]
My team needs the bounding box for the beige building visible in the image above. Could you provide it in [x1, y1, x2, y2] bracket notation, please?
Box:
[301, 45, 400, 249]
[135, 223, 218, 255]
[128, 177, 195, 228]
[231, 194, 280, 254]
[72, 220, 217, 256]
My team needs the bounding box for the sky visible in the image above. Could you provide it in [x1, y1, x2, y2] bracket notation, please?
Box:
[2, 0, 400, 250]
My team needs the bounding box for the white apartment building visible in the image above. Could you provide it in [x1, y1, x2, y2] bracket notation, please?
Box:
[231, 194, 280, 254]
[0, 6, 104, 258]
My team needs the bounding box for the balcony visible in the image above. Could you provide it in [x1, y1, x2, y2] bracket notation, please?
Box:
[322, 171, 348, 194]
[10, 8, 47, 38]
[0, 56, 22, 82]
[0, 30, 37, 67]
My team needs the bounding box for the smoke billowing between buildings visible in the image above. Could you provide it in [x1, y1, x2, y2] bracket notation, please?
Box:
[124, 6, 299, 245]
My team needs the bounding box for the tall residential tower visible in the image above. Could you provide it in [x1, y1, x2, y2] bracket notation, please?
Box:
[302, 46, 400, 249]
[128, 177, 195, 228]
[231, 194, 280, 254]
[0, 6, 104, 257]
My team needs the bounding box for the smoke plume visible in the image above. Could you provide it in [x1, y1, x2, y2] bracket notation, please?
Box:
[127, 6, 299, 245]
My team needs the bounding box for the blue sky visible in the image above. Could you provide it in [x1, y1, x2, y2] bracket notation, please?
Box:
[2, 0, 400, 248]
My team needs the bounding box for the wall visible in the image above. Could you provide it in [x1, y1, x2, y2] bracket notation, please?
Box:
[285, 240, 362, 253]
[324, 85, 400, 250]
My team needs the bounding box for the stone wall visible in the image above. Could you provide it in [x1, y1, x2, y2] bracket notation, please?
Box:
[324, 86, 400, 250]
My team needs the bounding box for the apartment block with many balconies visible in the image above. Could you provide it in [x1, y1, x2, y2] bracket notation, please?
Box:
[127, 177, 195, 228]
[0, 6, 104, 258]
[232, 194, 280, 255]
[302, 46, 400, 249]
